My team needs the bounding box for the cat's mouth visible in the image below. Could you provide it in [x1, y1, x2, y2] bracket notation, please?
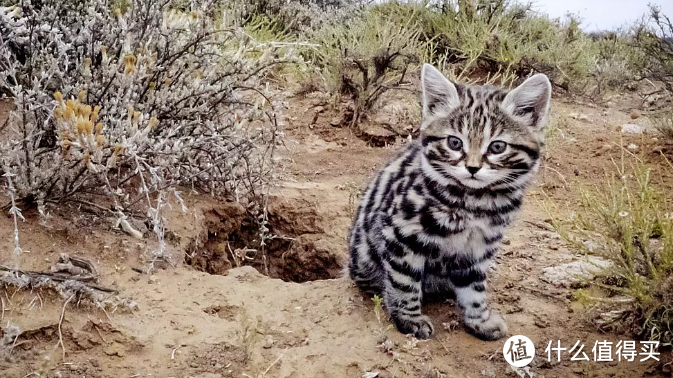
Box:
[459, 176, 489, 189]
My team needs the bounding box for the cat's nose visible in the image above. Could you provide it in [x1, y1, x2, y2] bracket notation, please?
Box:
[467, 166, 481, 175]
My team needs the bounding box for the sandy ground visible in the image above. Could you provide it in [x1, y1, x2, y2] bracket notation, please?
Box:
[0, 92, 672, 378]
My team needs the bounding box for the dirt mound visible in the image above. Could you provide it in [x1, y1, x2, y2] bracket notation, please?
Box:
[184, 197, 343, 282]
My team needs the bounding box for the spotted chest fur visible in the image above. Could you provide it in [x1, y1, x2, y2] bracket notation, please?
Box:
[348, 64, 551, 341]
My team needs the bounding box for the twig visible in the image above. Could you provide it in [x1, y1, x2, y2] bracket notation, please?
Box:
[171, 344, 182, 360]
[0, 265, 117, 293]
[56, 294, 75, 361]
[93, 323, 107, 343]
[542, 165, 569, 186]
[435, 337, 451, 354]
[260, 352, 285, 377]
[523, 220, 555, 232]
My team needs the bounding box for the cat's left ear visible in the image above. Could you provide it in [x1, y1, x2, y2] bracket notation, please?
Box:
[501, 73, 551, 130]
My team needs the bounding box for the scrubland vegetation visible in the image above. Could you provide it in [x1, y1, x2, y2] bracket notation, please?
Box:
[1, 0, 673, 346]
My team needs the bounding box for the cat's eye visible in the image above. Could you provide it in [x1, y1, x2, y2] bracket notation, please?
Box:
[488, 141, 507, 154]
[447, 136, 463, 151]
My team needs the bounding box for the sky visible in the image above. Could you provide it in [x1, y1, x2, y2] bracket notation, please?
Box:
[531, 0, 673, 31]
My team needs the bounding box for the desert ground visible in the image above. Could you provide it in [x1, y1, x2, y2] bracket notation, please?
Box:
[0, 88, 672, 378]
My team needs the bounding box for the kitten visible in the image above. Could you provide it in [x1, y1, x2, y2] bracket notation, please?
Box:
[348, 63, 551, 340]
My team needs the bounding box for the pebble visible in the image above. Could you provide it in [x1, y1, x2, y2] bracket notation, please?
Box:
[621, 123, 642, 134]
[148, 275, 159, 284]
[594, 144, 613, 156]
[630, 110, 641, 119]
[263, 335, 274, 349]
[569, 112, 590, 121]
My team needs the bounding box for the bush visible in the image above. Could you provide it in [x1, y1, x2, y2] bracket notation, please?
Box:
[553, 158, 673, 345]
[309, 9, 428, 126]
[370, 1, 603, 92]
[632, 4, 673, 91]
[0, 0, 283, 256]
[221, 0, 357, 34]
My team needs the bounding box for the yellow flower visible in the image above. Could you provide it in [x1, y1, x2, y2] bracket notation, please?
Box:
[148, 116, 159, 130]
[95, 134, 106, 147]
[124, 54, 137, 75]
[77, 120, 87, 135]
[91, 106, 101, 122]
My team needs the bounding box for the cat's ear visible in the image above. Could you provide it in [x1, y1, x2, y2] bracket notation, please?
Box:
[501, 73, 552, 130]
[421, 63, 460, 129]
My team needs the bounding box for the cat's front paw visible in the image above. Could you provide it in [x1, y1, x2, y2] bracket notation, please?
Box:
[392, 313, 435, 339]
[465, 312, 507, 341]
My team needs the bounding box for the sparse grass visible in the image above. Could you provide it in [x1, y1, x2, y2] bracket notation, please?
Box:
[371, 294, 395, 354]
[551, 150, 673, 345]
[336, 180, 362, 216]
[238, 310, 261, 362]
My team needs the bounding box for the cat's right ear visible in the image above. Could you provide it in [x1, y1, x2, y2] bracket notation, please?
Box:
[421, 63, 460, 129]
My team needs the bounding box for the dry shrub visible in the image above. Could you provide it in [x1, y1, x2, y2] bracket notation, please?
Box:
[552, 155, 673, 345]
[632, 5, 673, 91]
[309, 10, 427, 127]
[0, 1, 284, 237]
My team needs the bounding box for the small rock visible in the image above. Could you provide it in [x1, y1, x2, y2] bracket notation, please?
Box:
[569, 112, 589, 121]
[534, 316, 549, 328]
[621, 123, 642, 134]
[131, 275, 140, 282]
[129, 219, 148, 236]
[148, 275, 158, 284]
[630, 110, 641, 119]
[329, 117, 342, 127]
[90, 359, 99, 368]
[103, 343, 126, 357]
[263, 335, 274, 349]
[480, 366, 496, 378]
[501, 237, 511, 245]
[310, 98, 326, 107]
[652, 146, 664, 154]
[541, 256, 612, 287]
[314, 106, 325, 113]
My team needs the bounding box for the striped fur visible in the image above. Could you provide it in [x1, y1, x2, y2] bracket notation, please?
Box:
[348, 64, 551, 340]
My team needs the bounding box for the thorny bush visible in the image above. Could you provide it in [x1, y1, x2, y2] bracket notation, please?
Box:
[0, 0, 285, 257]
